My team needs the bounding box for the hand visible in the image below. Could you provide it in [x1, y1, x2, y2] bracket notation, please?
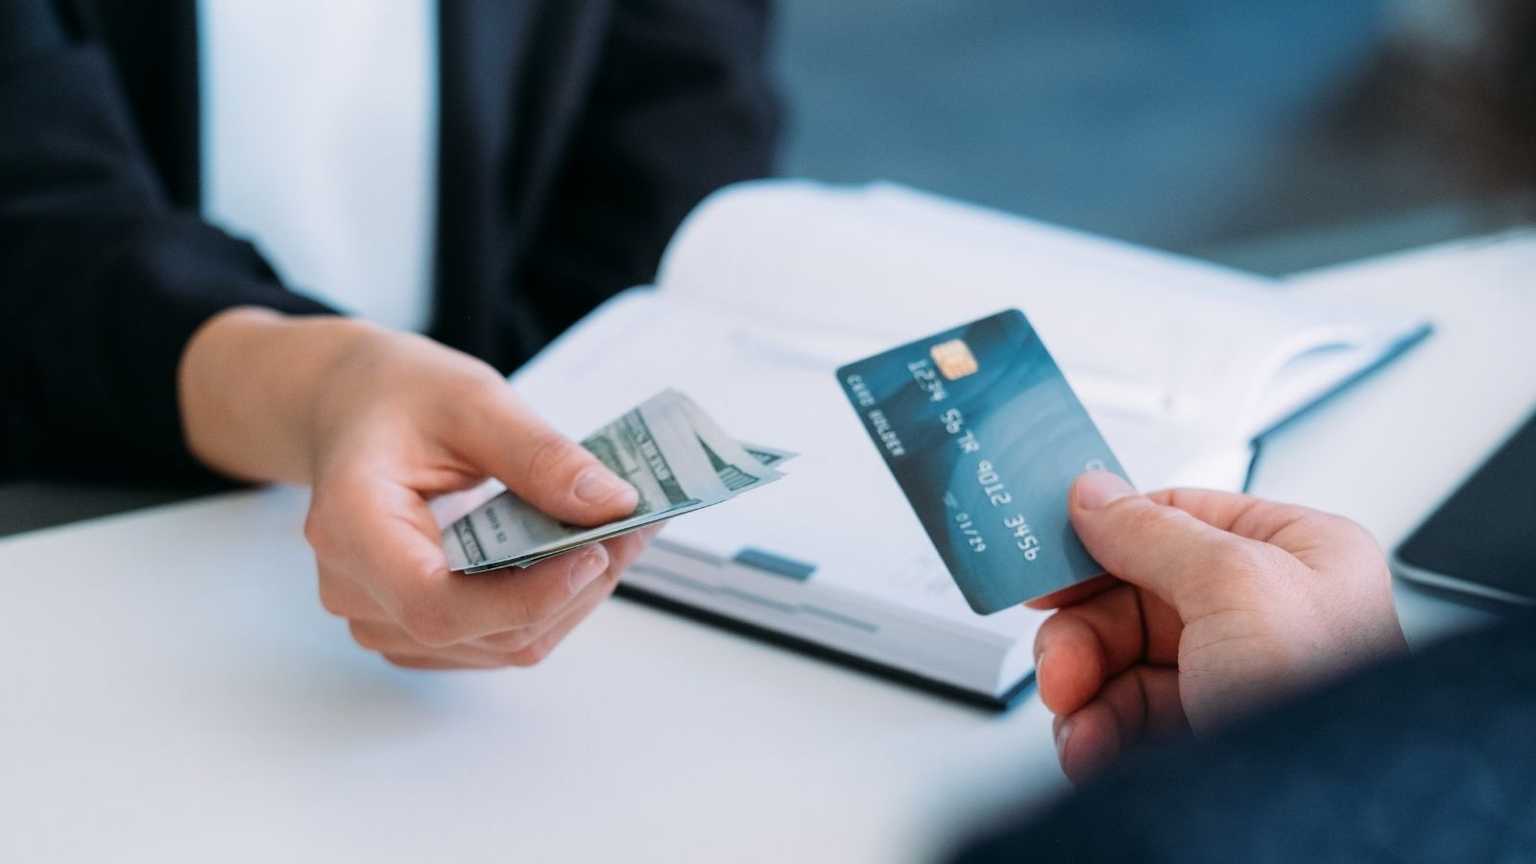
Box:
[180, 309, 652, 668]
[1033, 471, 1406, 783]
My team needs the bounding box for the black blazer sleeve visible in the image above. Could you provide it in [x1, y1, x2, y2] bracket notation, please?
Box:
[517, 0, 781, 348]
[0, 1, 335, 483]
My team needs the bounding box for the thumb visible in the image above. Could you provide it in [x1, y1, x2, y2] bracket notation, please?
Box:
[456, 385, 638, 526]
[1068, 471, 1257, 617]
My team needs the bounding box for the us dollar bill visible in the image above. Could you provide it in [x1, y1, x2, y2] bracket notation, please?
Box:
[739, 442, 798, 469]
[444, 390, 789, 573]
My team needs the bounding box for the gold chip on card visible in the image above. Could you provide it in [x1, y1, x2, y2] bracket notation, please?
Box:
[930, 338, 979, 380]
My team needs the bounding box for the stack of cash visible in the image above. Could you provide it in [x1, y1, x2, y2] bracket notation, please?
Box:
[443, 389, 794, 573]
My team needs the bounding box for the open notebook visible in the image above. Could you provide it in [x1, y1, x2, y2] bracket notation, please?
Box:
[442, 180, 1432, 708]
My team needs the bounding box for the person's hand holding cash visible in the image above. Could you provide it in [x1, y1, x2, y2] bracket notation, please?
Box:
[178, 311, 641, 668]
[179, 309, 786, 670]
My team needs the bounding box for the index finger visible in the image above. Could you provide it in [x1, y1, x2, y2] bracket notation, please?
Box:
[1033, 582, 1182, 715]
[1147, 487, 1366, 564]
[450, 382, 638, 526]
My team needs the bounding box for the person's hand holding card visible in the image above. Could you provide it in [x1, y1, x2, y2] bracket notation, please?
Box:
[1035, 472, 1406, 783]
[837, 309, 1405, 785]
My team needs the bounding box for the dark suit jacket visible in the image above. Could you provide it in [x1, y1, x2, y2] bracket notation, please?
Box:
[0, 0, 779, 482]
[953, 614, 1536, 862]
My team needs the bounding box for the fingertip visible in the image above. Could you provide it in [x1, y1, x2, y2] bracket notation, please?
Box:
[484, 417, 638, 525]
[1066, 476, 1126, 561]
[1072, 471, 1136, 511]
[565, 543, 610, 596]
[1058, 705, 1120, 785]
[1034, 617, 1105, 716]
[573, 465, 639, 514]
[1037, 652, 1097, 716]
[585, 539, 612, 567]
[602, 522, 662, 568]
[1054, 715, 1075, 768]
[1036, 648, 1064, 711]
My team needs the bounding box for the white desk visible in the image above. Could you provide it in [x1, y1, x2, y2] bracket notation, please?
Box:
[2, 232, 1531, 863]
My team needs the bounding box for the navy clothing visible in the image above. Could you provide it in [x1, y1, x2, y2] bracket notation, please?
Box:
[955, 615, 1536, 862]
[0, 0, 779, 482]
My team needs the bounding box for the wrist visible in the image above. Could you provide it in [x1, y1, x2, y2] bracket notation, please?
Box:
[179, 307, 380, 484]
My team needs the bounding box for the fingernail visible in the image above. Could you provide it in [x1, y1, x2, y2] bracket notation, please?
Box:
[1055, 719, 1073, 756]
[574, 467, 637, 507]
[1075, 471, 1134, 510]
[568, 545, 608, 595]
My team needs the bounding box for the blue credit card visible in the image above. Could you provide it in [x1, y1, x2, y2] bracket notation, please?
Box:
[836, 309, 1131, 614]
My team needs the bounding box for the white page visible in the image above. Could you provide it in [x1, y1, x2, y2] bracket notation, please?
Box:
[656, 180, 1428, 454]
[657, 181, 1259, 418]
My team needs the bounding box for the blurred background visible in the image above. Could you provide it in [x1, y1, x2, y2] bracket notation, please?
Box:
[772, 0, 1536, 274]
[3, 0, 1534, 535]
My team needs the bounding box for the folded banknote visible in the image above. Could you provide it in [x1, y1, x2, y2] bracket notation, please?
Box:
[443, 389, 794, 573]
